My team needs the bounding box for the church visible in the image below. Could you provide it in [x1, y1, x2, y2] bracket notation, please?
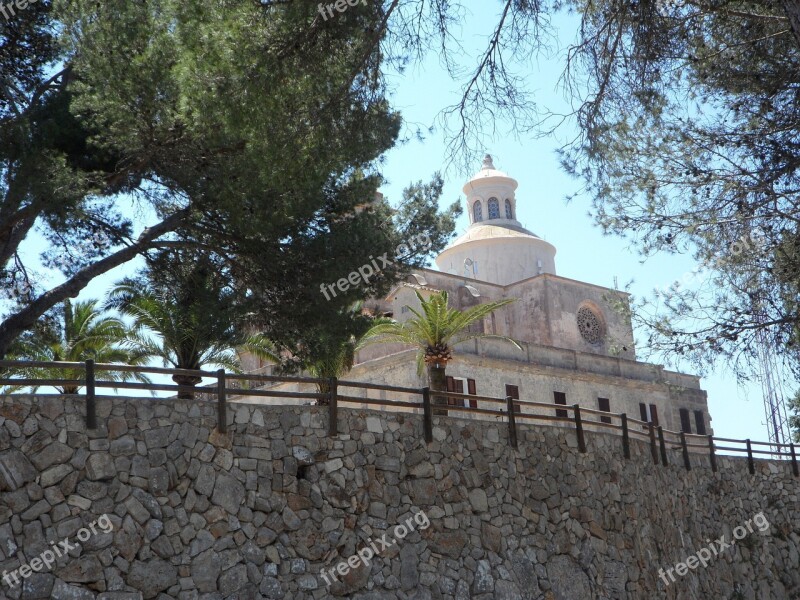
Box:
[242, 156, 712, 436]
[343, 156, 711, 435]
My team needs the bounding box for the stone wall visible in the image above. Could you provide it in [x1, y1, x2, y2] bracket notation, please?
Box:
[0, 394, 797, 600]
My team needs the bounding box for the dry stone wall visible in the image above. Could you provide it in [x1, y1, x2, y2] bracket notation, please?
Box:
[0, 395, 798, 600]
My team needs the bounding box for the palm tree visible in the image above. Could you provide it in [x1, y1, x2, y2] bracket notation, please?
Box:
[362, 291, 521, 411]
[3, 300, 149, 393]
[106, 255, 279, 399]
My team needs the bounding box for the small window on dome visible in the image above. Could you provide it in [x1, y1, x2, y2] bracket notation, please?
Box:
[473, 201, 483, 222]
[488, 197, 500, 219]
[504, 198, 513, 219]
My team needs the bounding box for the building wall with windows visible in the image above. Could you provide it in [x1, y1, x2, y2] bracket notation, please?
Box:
[346, 341, 711, 436]
[345, 156, 711, 436]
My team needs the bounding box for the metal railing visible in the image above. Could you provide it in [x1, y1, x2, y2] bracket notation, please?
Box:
[0, 359, 797, 478]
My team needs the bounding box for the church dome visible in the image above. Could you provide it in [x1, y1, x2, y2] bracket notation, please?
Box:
[435, 155, 557, 286]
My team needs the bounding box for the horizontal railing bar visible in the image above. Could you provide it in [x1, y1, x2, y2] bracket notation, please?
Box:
[225, 372, 329, 385]
[94, 380, 196, 393]
[579, 419, 623, 431]
[0, 360, 85, 369]
[627, 428, 654, 440]
[337, 396, 421, 409]
[685, 441, 713, 449]
[748, 447, 791, 456]
[0, 360, 219, 379]
[515, 412, 574, 424]
[337, 380, 423, 394]
[94, 364, 216, 377]
[715, 445, 750, 453]
[568, 406, 617, 418]
[514, 398, 578, 411]
[712, 436, 750, 445]
[431, 390, 507, 404]
[225, 388, 327, 400]
[444, 404, 507, 417]
[743, 439, 792, 448]
[713, 446, 789, 458]
[0, 378, 83, 387]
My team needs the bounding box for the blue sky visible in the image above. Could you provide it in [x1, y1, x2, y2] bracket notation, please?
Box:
[10, 3, 783, 442]
[372, 4, 778, 442]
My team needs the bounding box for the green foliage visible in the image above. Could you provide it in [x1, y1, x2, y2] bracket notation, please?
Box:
[556, 0, 800, 375]
[302, 302, 393, 403]
[3, 299, 148, 393]
[106, 251, 279, 396]
[362, 291, 521, 376]
[0, 0, 459, 361]
[788, 390, 800, 443]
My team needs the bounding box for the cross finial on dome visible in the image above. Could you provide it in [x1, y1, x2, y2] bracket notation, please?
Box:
[482, 154, 495, 170]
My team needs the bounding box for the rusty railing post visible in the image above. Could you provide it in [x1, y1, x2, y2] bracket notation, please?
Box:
[709, 435, 718, 473]
[328, 377, 338, 437]
[422, 387, 433, 443]
[573, 404, 586, 453]
[746, 439, 755, 474]
[85, 359, 96, 429]
[216, 369, 227, 434]
[648, 422, 658, 464]
[680, 431, 691, 471]
[657, 426, 668, 466]
[621, 413, 630, 459]
[506, 396, 518, 449]
[791, 443, 799, 478]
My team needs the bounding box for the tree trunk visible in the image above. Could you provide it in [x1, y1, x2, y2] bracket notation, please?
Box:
[316, 381, 330, 406]
[781, 0, 800, 49]
[427, 362, 449, 416]
[172, 374, 202, 400]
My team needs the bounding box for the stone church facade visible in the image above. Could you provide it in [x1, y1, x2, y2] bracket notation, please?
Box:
[345, 156, 711, 435]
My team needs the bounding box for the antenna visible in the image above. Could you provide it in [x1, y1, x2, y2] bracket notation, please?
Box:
[461, 258, 480, 296]
[752, 293, 791, 455]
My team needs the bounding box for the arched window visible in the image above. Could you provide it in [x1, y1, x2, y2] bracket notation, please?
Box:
[505, 198, 513, 219]
[488, 197, 500, 219]
[473, 200, 483, 222]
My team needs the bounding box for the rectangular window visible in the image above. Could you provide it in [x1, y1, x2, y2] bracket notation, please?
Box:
[597, 397, 611, 424]
[554, 391, 568, 418]
[679, 408, 692, 433]
[445, 376, 464, 407]
[466, 378, 478, 408]
[694, 410, 707, 435]
[452, 378, 465, 407]
[505, 384, 521, 413]
[639, 403, 659, 427]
